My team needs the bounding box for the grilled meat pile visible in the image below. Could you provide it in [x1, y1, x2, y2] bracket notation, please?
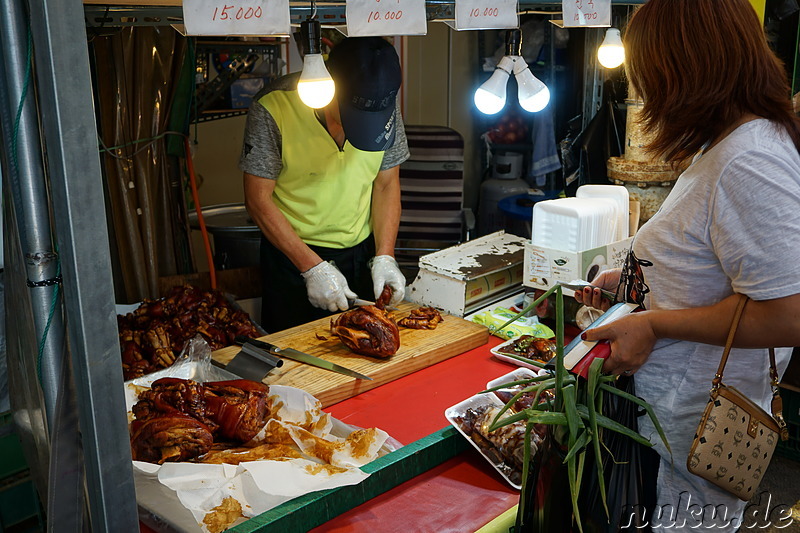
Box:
[330, 286, 400, 358]
[397, 307, 443, 330]
[495, 335, 557, 364]
[118, 285, 261, 380]
[130, 377, 271, 464]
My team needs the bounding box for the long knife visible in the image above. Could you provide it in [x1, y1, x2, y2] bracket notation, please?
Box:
[234, 335, 373, 381]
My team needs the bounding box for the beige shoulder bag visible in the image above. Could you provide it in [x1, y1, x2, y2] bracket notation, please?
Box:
[687, 294, 789, 501]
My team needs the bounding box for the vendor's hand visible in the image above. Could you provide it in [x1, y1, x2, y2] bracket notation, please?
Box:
[369, 255, 405, 305]
[581, 311, 656, 376]
[301, 261, 358, 312]
[573, 268, 622, 311]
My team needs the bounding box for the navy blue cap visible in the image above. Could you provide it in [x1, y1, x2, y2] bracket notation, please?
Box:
[326, 37, 401, 152]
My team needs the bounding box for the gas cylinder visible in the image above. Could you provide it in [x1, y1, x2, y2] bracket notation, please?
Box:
[478, 152, 529, 235]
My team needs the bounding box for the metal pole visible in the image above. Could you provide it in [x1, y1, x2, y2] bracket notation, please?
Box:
[26, 0, 139, 530]
[0, 0, 65, 429]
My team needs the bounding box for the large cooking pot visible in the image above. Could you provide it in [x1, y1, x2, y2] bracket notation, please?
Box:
[188, 203, 262, 270]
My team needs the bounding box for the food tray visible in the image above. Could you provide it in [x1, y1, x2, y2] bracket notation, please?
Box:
[490, 338, 549, 372]
[444, 367, 544, 490]
[445, 393, 522, 490]
[486, 367, 542, 390]
[126, 361, 400, 533]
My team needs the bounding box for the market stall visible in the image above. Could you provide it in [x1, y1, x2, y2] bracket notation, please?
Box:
[3, 0, 800, 532]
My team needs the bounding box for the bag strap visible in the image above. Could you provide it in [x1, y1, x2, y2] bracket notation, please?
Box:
[711, 294, 789, 440]
[711, 294, 748, 390]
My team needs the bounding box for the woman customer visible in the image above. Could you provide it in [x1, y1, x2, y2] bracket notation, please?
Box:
[576, 0, 800, 530]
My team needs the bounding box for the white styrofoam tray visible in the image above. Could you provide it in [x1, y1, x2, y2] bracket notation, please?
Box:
[444, 367, 542, 490]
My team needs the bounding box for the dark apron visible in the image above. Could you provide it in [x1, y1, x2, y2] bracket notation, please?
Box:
[259, 235, 375, 333]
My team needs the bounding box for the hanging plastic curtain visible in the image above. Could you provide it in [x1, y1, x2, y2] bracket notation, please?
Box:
[92, 27, 192, 302]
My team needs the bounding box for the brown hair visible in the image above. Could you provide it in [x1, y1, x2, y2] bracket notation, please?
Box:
[625, 0, 800, 162]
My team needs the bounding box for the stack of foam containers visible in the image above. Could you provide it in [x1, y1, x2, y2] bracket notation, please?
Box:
[576, 184, 629, 241]
[532, 185, 629, 252]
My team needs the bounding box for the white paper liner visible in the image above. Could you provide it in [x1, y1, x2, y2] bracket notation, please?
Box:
[127, 376, 393, 532]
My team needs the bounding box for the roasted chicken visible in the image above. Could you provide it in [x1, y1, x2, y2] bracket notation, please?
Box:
[330, 286, 400, 358]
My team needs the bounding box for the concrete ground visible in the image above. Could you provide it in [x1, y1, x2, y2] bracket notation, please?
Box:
[738, 454, 800, 532]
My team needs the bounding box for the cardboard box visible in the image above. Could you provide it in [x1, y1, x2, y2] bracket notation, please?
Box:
[522, 237, 633, 291]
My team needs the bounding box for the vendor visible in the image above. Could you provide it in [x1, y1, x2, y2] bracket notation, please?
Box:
[241, 37, 410, 332]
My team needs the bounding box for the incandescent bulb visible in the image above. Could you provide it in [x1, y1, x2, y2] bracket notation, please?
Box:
[598, 28, 625, 69]
[473, 56, 513, 115]
[512, 57, 550, 112]
[298, 54, 335, 108]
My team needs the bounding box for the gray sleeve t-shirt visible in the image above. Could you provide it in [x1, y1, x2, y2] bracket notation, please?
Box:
[630, 119, 800, 529]
[239, 73, 410, 179]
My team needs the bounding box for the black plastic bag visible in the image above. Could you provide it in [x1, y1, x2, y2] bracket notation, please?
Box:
[578, 376, 658, 533]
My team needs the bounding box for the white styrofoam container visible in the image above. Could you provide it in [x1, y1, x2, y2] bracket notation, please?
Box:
[531, 197, 618, 252]
[576, 184, 630, 241]
[522, 236, 634, 291]
[445, 392, 523, 489]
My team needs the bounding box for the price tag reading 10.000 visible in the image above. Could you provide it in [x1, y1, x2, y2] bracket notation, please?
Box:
[346, 0, 427, 37]
[454, 0, 518, 30]
[182, 0, 291, 36]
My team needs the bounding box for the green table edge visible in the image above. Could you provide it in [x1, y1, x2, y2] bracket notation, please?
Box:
[227, 425, 469, 532]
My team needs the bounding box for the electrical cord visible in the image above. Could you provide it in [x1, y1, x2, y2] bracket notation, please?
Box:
[10, 23, 54, 387]
[97, 130, 188, 160]
[184, 137, 217, 289]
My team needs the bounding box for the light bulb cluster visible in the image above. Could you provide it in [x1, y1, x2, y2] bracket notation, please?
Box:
[297, 18, 335, 109]
[598, 28, 625, 69]
[474, 30, 550, 115]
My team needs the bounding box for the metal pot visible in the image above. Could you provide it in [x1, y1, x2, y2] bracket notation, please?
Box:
[188, 203, 262, 270]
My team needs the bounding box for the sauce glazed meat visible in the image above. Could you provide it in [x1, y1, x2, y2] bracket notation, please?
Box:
[330, 286, 400, 358]
[397, 307, 443, 330]
[129, 378, 272, 464]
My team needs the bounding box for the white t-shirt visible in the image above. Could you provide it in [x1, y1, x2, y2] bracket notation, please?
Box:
[632, 119, 799, 531]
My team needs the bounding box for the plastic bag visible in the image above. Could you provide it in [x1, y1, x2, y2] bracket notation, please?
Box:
[578, 376, 658, 532]
[471, 307, 555, 340]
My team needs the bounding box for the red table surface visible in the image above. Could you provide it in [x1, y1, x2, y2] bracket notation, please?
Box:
[312, 336, 520, 533]
[141, 336, 526, 533]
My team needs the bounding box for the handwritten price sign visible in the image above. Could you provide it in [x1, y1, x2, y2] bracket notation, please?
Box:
[347, 0, 427, 37]
[183, 0, 290, 36]
[562, 0, 610, 27]
[455, 0, 518, 30]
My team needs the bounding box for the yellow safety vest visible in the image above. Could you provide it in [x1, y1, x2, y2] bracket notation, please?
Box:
[258, 89, 384, 249]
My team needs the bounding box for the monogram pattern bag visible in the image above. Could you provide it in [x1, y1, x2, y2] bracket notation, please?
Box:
[687, 295, 789, 501]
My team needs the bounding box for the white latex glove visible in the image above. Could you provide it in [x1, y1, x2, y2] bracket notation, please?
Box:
[301, 261, 358, 312]
[369, 255, 406, 305]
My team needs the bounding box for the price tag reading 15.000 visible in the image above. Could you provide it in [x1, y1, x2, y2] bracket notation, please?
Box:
[454, 0, 518, 30]
[183, 0, 291, 36]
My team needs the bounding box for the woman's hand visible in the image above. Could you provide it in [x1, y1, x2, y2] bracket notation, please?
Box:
[581, 311, 657, 375]
[573, 268, 621, 311]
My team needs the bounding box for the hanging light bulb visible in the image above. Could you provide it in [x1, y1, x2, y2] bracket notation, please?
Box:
[474, 56, 513, 115]
[297, 18, 335, 108]
[598, 28, 625, 69]
[512, 57, 551, 112]
[474, 29, 551, 115]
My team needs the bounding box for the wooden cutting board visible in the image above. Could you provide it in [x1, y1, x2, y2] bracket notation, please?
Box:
[212, 302, 489, 407]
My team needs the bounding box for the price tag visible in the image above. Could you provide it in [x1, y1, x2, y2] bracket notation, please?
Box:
[346, 0, 427, 37]
[561, 0, 610, 28]
[183, 0, 291, 36]
[454, 0, 518, 31]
